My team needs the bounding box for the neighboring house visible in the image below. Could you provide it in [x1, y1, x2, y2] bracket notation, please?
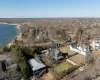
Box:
[42, 48, 65, 61]
[69, 44, 90, 56]
[91, 40, 100, 50]
[50, 49, 64, 61]
[27, 58, 46, 77]
[0, 61, 6, 80]
[51, 41, 60, 47]
[41, 49, 50, 58]
[6, 64, 23, 80]
[36, 32, 42, 41]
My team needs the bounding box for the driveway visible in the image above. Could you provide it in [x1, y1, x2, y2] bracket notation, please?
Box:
[0, 54, 8, 61]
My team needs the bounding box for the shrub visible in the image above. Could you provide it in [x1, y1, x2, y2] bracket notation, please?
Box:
[3, 46, 11, 52]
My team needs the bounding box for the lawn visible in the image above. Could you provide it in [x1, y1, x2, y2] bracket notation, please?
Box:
[53, 61, 73, 73]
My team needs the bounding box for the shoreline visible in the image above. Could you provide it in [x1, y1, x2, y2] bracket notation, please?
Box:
[7, 25, 21, 47]
[0, 22, 21, 47]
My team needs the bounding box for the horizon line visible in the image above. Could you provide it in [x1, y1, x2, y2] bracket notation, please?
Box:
[1, 17, 100, 19]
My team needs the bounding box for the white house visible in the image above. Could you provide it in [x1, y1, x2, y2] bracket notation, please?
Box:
[91, 40, 100, 50]
[69, 44, 90, 56]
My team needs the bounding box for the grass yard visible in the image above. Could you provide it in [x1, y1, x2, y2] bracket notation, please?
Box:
[53, 61, 73, 73]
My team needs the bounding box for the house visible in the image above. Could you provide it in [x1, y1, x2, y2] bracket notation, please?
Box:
[69, 44, 90, 56]
[41, 49, 50, 58]
[42, 48, 65, 61]
[0, 61, 6, 80]
[27, 58, 46, 77]
[6, 64, 23, 80]
[50, 49, 64, 61]
[51, 41, 60, 47]
[91, 40, 100, 50]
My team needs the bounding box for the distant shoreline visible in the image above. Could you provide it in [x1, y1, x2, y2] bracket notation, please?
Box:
[0, 22, 21, 47]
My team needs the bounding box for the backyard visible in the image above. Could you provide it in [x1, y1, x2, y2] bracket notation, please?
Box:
[59, 46, 85, 65]
[53, 61, 73, 73]
[59, 46, 75, 55]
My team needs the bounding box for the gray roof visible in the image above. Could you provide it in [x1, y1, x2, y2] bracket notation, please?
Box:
[80, 44, 88, 49]
[28, 58, 46, 71]
[71, 44, 78, 48]
[50, 49, 59, 57]
[42, 49, 64, 60]
[54, 49, 60, 56]
[72, 44, 89, 49]
[51, 49, 64, 60]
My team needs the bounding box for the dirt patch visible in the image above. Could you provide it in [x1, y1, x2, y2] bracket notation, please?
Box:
[93, 50, 100, 54]
[0, 54, 8, 61]
[16, 33, 23, 41]
[59, 46, 75, 55]
[40, 72, 54, 80]
[69, 54, 85, 65]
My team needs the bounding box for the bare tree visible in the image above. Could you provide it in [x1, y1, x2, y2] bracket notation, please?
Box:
[74, 27, 84, 44]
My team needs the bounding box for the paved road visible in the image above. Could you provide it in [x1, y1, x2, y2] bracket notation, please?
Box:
[0, 54, 8, 61]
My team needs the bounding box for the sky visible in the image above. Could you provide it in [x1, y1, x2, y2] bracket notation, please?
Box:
[0, 0, 100, 18]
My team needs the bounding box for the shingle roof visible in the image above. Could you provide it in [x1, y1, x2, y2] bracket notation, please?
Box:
[28, 58, 46, 71]
[79, 44, 89, 50]
[54, 49, 60, 56]
[51, 49, 64, 60]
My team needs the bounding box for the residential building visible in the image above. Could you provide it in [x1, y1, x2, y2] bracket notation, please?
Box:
[91, 40, 100, 50]
[51, 41, 60, 47]
[69, 44, 90, 56]
[27, 58, 46, 77]
[42, 48, 66, 61]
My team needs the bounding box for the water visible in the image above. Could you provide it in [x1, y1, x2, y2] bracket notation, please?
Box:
[0, 24, 19, 48]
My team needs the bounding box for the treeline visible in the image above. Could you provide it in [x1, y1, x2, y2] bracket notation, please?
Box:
[11, 45, 29, 79]
[20, 24, 71, 45]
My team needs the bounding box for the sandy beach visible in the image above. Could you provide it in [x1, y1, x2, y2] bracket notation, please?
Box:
[8, 24, 22, 47]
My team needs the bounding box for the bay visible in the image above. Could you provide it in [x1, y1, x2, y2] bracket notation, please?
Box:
[0, 24, 19, 48]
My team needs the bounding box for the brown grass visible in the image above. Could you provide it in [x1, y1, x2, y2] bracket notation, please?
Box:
[59, 46, 75, 55]
[40, 72, 54, 80]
